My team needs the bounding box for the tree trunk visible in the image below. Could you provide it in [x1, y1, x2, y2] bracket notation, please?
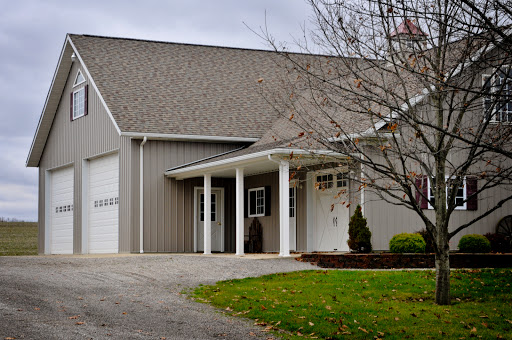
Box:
[435, 233, 451, 305]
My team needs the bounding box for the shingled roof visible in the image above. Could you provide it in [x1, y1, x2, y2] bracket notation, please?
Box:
[69, 34, 285, 138]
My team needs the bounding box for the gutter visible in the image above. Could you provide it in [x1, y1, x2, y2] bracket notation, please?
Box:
[139, 136, 147, 253]
[121, 132, 258, 143]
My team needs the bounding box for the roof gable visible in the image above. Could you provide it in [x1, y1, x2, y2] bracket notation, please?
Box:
[390, 19, 427, 37]
[26, 35, 121, 167]
[69, 34, 284, 138]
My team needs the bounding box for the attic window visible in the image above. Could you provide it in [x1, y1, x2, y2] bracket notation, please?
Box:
[73, 70, 85, 87]
[70, 85, 88, 121]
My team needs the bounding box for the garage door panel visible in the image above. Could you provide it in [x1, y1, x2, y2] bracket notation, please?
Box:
[88, 154, 119, 254]
[50, 166, 74, 254]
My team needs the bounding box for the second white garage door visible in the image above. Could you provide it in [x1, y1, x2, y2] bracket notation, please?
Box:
[88, 153, 119, 253]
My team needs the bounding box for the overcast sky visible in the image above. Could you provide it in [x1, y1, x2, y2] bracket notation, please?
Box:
[0, 0, 312, 221]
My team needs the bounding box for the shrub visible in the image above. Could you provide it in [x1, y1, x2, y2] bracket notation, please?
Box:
[484, 233, 511, 253]
[416, 229, 436, 253]
[458, 234, 491, 253]
[389, 233, 426, 253]
[347, 205, 372, 253]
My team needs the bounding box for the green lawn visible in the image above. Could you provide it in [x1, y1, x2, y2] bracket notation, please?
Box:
[192, 269, 512, 339]
[0, 221, 38, 256]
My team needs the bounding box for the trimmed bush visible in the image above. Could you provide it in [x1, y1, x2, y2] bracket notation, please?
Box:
[458, 234, 491, 253]
[416, 228, 436, 253]
[347, 205, 372, 253]
[389, 233, 426, 253]
[484, 233, 510, 253]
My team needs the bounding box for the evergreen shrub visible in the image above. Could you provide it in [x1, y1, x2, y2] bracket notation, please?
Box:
[389, 233, 426, 253]
[458, 234, 491, 253]
[347, 205, 372, 253]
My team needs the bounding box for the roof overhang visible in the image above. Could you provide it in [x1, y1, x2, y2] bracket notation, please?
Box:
[26, 36, 74, 167]
[164, 148, 349, 180]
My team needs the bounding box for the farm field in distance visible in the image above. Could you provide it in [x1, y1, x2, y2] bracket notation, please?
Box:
[0, 220, 37, 256]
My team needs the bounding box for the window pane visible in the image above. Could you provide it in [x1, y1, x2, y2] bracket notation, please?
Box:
[249, 191, 257, 215]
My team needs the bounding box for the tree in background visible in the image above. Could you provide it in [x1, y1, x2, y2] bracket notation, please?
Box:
[260, 0, 512, 304]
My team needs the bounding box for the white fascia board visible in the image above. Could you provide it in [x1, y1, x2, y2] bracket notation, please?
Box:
[121, 132, 259, 143]
[164, 148, 346, 178]
[26, 37, 70, 167]
[67, 36, 121, 136]
[353, 29, 511, 140]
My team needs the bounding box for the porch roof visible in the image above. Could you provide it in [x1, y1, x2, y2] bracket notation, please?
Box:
[164, 147, 348, 180]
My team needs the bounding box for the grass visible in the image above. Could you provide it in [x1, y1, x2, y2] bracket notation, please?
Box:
[0, 221, 38, 256]
[192, 269, 512, 339]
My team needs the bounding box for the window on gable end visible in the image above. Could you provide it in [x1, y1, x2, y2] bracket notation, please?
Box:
[70, 84, 88, 121]
[73, 70, 85, 87]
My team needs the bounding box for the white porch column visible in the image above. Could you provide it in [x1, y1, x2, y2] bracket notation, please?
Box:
[279, 160, 291, 257]
[235, 168, 245, 255]
[203, 174, 212, 255]
[278, 162, 284, 256]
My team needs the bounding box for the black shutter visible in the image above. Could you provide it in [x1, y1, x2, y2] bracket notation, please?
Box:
[466, 177, 478, 211]
[84, 85, 88, 116]
[415, 176, 428, 209]
[264, 186, 271, 216]
[70, 92, 73, 121]
[244, 189, 248, 218]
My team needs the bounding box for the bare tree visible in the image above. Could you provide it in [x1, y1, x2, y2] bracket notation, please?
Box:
[260, 0, 512, 305]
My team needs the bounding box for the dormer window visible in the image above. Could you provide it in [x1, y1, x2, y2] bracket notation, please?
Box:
[70, 70, 88, 121]
[483, 67, 512, 123]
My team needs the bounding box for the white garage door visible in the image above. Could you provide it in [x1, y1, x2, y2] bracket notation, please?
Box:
[50, 166, 74, 254]
[88, 153, 119, 253]
[315, 173, 350, 252]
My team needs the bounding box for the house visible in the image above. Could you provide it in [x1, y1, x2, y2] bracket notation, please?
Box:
[27, 30, 510, 255]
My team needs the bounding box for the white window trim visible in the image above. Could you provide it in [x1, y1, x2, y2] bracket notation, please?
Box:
[72, 87, 85, 120]
[483, 66, 512, 124]
[248, 187, 265, 218]
[427, 176, 467, 210]
[73, 70, 85, 87]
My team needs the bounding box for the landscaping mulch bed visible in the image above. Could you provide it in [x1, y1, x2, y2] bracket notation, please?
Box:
[298, 252, 512, 269]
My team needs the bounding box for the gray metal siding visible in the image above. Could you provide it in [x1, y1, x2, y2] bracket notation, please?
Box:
[129, 140, 244, 253]
[38, 61, 120, 254]
[364, 181, 512, 251]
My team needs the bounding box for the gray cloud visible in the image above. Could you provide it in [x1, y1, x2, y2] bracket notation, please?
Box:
[0, 0, 312, 221]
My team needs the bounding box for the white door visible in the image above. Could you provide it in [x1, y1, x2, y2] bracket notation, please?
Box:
[289, 184, 297, 251]
[50, 166, 74, 254]
[314, 173, 350, 252]
[88, 154, 119, 253]
[197, 189, 224, 252]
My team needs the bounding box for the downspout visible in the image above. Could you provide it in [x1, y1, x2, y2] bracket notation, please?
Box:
[139, 136, 147, 253]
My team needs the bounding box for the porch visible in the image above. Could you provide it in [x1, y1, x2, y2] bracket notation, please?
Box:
[165, 148, 355, 256]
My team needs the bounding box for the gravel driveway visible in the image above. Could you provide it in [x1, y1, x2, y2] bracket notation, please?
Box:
[0, 254, 314, 340]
